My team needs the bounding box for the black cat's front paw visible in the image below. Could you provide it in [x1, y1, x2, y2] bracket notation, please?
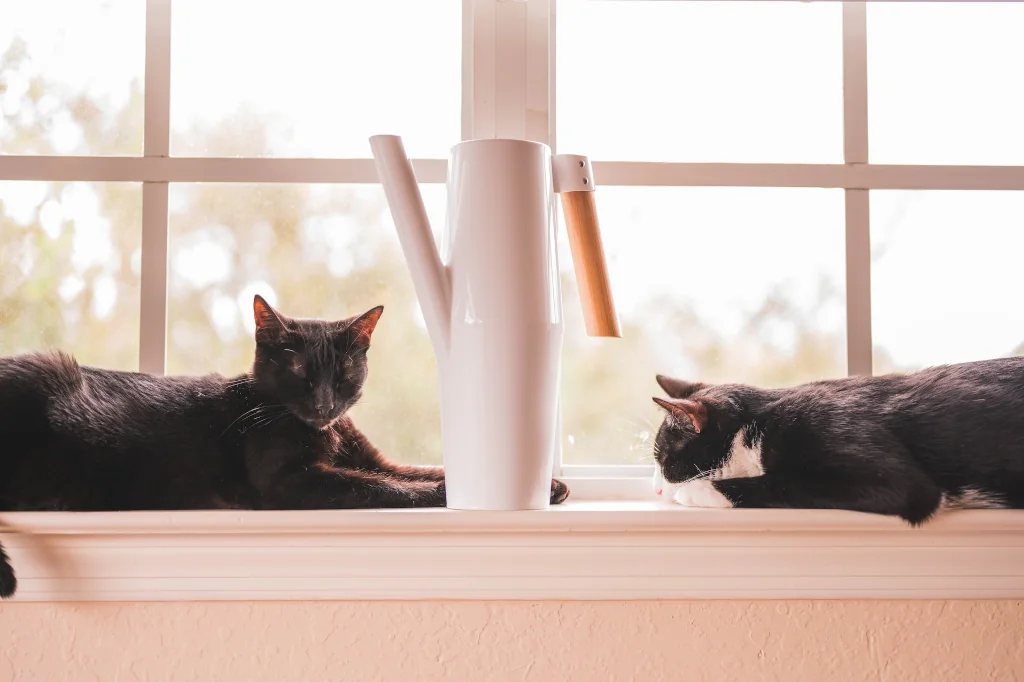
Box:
[430, 480, 447, 507]
[550, 478, 570, 505]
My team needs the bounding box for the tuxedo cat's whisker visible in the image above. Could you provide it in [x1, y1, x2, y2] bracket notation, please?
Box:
[681, 467, 713, 485]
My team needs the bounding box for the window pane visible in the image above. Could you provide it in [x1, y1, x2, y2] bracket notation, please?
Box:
[872, 191, 1024, 371]
[0, 1, 144, 155]
[0, 181, 142, 369]
[557, 0, 843, 162]
[170, 0, 461, 158]
[868, 3, 1024, 165]
[560, 188, 846, 465]
[166, 183, 446, 465]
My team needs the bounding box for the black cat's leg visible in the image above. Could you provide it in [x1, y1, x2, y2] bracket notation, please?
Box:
[549, 479, 570, 504]
[369, 462, 569, 504]
[334, 423, 446, 481]
[374, 461, 447, 482]
[260, 464, 446, 510]
[337, 423, 571, 504]
[375, 463, 568, 504]
[701, 474, 941, 524]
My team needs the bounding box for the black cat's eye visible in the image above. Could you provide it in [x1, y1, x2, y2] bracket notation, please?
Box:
[282, 349, 305, 377]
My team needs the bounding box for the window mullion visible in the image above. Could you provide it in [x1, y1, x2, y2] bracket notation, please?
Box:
[843, 1, 873, 376]
[463, 0, 553, 145]
[139, 0, 173, 375]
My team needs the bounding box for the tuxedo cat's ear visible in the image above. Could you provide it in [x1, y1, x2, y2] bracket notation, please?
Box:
[253, 295, 288, 343]
[652, 396, 708, 434]
[347, 306, 384, 349]
[656, 375, 707, 399]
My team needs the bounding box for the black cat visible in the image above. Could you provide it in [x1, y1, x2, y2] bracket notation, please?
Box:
[651, 359, 1024, 522]
[0, 296, 571, 598]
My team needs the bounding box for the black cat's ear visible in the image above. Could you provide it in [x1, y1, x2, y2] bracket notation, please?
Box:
[346, 306, 384, 349]
[253, 295, 287, 344]
[652, 396, 708, 434]
[656, 375, 707, 399]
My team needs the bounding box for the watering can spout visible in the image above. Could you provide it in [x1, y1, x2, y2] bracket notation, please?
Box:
[370, 135, 451, 357]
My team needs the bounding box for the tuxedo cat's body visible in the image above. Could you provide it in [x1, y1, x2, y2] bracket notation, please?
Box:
[652, 358, 1024, 522]
[0, 296, 571, 598]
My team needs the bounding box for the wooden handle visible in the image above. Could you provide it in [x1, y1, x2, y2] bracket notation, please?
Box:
[560, 190, 621, 338]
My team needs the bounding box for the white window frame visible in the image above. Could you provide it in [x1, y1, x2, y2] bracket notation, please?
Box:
[3, 0, 1024, 603]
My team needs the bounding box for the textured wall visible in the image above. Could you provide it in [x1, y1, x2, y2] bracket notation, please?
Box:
[1, 601, 1022, 681]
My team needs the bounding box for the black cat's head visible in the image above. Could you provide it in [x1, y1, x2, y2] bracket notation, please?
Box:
[250, 295, 383, 430]
[651, 375, 748, 484]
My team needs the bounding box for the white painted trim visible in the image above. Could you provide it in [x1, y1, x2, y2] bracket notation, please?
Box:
[463, 0, 553, 144]
[842, 2, 868, 166]
[591, 162, 1024, 191]
[0, 157, 449, 184]
[561, 475, 654, 500]
[842, 2, 872, 376]
[138, 0, 173, 374]
[3, 504, 1023, 602]
[139, 183, 169, 375]
[844, 189, 872, 375]
[525, 0, 554, 146]
[4, 157, 1024, 190]
[464, 0, 496, 139]
[494, 0, 528, 140]
[143, 0, 171, 159]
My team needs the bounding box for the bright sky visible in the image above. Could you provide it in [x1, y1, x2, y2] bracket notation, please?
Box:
[2, 0, 1024, 369]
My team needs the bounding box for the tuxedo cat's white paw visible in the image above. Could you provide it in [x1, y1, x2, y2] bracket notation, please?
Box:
[673, 479, 733, 508]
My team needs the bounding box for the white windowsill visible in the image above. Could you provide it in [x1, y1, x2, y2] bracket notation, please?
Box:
[3, 499, 1024, 602]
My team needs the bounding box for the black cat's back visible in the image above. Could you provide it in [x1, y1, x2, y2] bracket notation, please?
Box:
[0, 352, 250, 511]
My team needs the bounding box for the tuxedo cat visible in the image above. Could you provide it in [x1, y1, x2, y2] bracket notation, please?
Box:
[0, 296, 570, 598]
[651, 359, 1024, 522]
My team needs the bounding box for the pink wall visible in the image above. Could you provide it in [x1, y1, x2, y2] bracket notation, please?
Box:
[1, 601, 1022, 681]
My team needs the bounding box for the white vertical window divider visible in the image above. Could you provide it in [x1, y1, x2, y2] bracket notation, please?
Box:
[842, 1, 873, 378]
[139, 0, 173, 376]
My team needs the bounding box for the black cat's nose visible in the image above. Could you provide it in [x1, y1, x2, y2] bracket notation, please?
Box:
[315, 404, 333, 417]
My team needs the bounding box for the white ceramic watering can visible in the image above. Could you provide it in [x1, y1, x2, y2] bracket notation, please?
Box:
[370, 135, 620, 510]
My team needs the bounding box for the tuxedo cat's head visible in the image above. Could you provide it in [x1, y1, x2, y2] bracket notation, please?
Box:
[251, 295, 383, 430]
[651, 375, 753, 485]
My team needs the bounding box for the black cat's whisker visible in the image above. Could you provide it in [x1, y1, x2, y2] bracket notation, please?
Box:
[222, 405, 282, 435]
[240, 408, 289, 435]
[242, 416, 277, 434]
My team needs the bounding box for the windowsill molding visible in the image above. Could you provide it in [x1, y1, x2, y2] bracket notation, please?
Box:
[3, 501, 1024, 602]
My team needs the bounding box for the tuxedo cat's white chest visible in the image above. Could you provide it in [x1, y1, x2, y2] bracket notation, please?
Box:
[712, 430, 764, 480]
[660, 430, 763, 509]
